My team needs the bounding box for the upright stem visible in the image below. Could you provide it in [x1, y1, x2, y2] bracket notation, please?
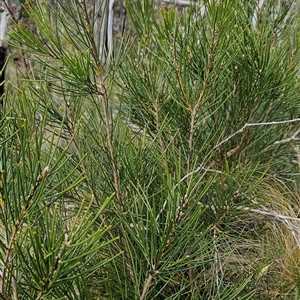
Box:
[0, 167, 48, 299]
[186, 28, 217, 183]
[80, 0, 136, 284]
[80, 0, 121, 205]
[140, 272, 154, 300]
[185, 27, 217, 291]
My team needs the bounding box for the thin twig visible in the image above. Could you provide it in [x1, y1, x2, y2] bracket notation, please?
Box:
[0, 167, 49, 298]
[140, 272, 155, 300]
[181, 118, 300, 183]
[249, 208, 300, 222]
[243, 207, 300, 249]
[274, 128, 300, 144]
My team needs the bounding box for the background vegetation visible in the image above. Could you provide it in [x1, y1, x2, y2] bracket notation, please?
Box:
[1, 0, 300, 299]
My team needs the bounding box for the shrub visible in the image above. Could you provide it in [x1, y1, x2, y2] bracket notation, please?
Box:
[1, 0, 300, 299]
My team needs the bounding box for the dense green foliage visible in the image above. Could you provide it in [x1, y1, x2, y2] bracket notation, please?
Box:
[1, 0, 300, 299]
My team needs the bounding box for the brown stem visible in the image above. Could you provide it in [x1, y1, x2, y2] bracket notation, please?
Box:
[140, 273, 154, 300]
[79, 0, 136, 284]
[64, 86, 126, 274]
[187, 28, 217, 182]
[79, 0, 121, 206]
[0, 167, 48, 298]
[172, 41, 191, 111]
[185, 27, 217, 292]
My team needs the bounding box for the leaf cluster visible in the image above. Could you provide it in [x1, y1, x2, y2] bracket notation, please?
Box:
[1, 0, 300, 299]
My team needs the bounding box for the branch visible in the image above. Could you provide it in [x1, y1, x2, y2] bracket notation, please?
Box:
[181, 118, 300, 182]
[140, 272, 155, 300]
[186, 27, 217, 183]
[0, 166, 49, 298]
[80, 0, 136, 286]
[274, 128, 300, 144]
[247, 207, 300, 249]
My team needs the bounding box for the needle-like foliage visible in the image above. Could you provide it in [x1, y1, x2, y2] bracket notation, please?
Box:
[1, 0, 300, 299]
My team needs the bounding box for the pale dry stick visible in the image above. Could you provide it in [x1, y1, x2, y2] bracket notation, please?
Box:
[181, 118, 300, 183]
[274, 128, 300, 144]
[246, 208, 300, 248]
